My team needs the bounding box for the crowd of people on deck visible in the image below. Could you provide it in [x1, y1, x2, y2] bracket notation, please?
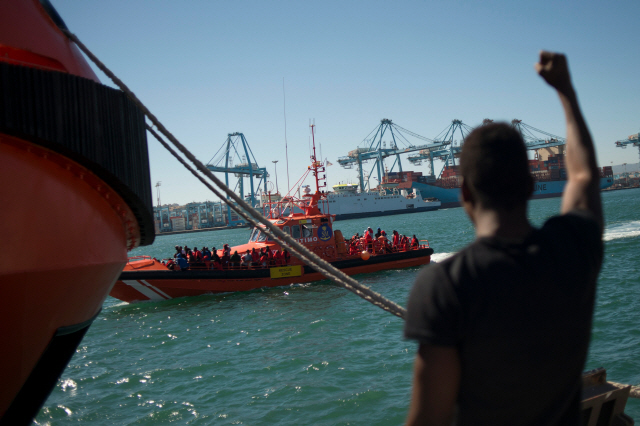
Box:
[163, 227, 421, 271]
[347, 227, 420, 255]
[164, 244, 291, 271]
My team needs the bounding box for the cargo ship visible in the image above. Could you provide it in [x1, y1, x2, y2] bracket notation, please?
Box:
[0, 1, 154, 423]
[387, 157, 614, 208]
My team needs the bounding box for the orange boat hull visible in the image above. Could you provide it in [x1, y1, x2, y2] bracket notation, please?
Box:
[111, 249, 432, 303]
[0, 137, 137, 419]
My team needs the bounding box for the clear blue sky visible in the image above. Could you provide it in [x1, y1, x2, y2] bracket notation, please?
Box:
[55, 0, 640, 205]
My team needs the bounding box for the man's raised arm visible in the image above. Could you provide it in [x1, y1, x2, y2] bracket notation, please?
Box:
[535, 51, 603, 232]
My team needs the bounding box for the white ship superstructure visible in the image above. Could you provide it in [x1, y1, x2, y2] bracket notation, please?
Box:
[256, 184, 440, 221]
[320, 184, 440, 220]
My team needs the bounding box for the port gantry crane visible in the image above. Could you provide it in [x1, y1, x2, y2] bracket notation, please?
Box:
[407, 119, 566, 177]
[614, 131, 640, 161]
[337, 119, 451, 192]
[206, 132, 268, 225]
[511, 119, 566, 153]
[339, 119, 567, 191]
[406, 119, 474, 179]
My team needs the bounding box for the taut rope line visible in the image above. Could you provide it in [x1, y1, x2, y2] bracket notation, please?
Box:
[62, 29, 407, 319]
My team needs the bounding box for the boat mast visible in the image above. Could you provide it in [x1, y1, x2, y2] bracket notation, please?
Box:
[310, 123, 326, 194]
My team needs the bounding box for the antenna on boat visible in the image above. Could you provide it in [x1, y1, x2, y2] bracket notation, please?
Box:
[282, 78, 290, 193]
[310, 122, 326, 194]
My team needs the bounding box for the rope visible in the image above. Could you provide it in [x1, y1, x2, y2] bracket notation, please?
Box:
[63, 29, 408, 319]
[609, 382, 640, 400]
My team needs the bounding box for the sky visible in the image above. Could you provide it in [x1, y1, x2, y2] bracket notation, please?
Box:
[54, 0, 640, 206]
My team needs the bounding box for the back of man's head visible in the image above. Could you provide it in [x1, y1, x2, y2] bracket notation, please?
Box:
[460, 123, 533, 210]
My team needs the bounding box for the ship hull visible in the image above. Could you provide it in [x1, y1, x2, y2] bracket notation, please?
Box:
[411, 177, 615, 208]
[0, 137, 133, 420]
[331, 204, 439, 220]
[111, 248, 433, 303]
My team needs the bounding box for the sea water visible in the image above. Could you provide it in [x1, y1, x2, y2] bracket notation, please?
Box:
[35, 189, 640, 425]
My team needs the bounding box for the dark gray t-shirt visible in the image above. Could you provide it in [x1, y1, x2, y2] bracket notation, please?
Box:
[404, 211, 602, 426]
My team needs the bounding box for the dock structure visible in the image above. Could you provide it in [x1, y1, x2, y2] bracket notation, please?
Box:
[581, 368, 634, 426]
[154, 200, 243, 233]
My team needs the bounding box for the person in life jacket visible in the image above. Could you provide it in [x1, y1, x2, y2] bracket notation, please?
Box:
[165, 258, 176, 271]
[283, 249, 291, 265]
[267, 249, 275, 266]
[250, 248, 260, 267]
[378, 230, 389, 254]
[221, 250, 231, 269]
[402, 235, 411, 251]
[375, 228, 382, 239]
[241, 250, 252, 268]
[392, 230, 400, 248]
[363, 230, 374, 253]
[274, 248, 284, 266]
[383, 237, 393, 254]
[411, 235, 419, 248]
[202, 247, 211, 269]
[192, 247, 202, 262]
[349, 238, 359, 255]
[260, 248, 268, 267]
[211, 247, 222, 270]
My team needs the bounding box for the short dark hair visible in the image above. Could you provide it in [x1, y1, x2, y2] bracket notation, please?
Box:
[460, 123, 532, 209]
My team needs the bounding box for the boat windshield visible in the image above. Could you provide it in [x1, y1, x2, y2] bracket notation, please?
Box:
[257, 232, 267, 242]
[249, 227, 261, 242]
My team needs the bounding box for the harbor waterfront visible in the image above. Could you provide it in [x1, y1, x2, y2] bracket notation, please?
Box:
[37, 189, 640, 425]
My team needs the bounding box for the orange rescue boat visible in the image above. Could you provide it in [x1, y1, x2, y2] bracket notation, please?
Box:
[112, 191, 433, 302]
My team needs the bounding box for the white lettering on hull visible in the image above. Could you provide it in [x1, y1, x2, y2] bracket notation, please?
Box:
[297, 237, 318, 244]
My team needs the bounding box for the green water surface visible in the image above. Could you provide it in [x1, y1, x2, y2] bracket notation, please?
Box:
[36, 189, 640, 425]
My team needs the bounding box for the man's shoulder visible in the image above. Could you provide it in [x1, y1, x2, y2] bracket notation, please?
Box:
[539, 210, 603, 253]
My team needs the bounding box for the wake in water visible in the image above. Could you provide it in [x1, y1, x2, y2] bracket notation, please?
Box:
[431, 252, 456, 263]
[603, 221, 640, 242]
